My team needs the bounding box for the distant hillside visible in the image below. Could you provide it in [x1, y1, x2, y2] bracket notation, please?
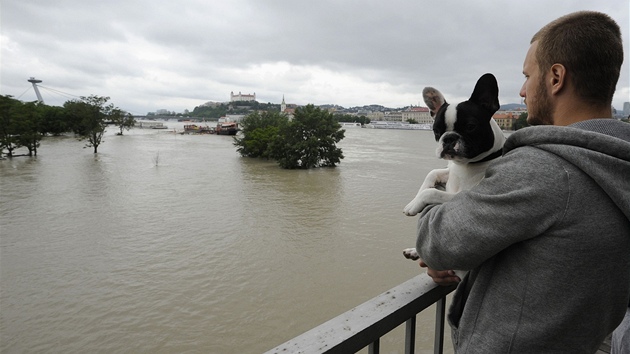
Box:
[500, 103, 527, 111]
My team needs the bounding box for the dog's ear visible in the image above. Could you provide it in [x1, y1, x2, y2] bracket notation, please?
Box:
[422, 87, 446, 117]
[469, 73, 500, 115]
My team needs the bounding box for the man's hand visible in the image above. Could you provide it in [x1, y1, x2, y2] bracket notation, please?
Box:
[419, 260, 461, 286]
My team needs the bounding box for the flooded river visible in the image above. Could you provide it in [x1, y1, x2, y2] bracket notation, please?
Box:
[0, 124, 453, 353]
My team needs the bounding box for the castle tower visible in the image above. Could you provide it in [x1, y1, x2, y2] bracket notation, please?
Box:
[28, 77, 44, 104]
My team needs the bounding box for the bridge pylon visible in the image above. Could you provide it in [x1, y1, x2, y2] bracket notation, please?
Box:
[27, 77, 44, 104]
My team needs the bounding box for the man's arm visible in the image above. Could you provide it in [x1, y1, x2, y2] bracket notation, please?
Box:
[415, 147, 569, 271]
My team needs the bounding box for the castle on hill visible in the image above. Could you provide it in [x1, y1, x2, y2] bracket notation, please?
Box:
[230, 91, 256, 102]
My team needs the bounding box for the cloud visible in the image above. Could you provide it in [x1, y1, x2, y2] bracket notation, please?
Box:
[1, 0, 628, 114]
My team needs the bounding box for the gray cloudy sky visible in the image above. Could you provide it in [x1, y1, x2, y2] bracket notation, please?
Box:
[2, 0, 629, 115]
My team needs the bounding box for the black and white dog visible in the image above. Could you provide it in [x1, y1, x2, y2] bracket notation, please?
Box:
[402, 73, 505, 270]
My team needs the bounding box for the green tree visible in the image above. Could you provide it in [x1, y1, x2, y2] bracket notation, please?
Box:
[191, 103, 228, 118]
[65, 95, 111, 153]
[270, 104, 345, 169]
[234, 110, 288, 158]
[40, 104, 70, 136]
[111, 109, 136, 135]
[0, 97, 56, 157]
[13, 101, 43, 156]
[514, 112, 529, 130]
[0, 95, 22, 157]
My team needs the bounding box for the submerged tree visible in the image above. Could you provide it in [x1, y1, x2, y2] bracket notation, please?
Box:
[0, 97, 44, 157]
[111, 109, 136, 135]
[270, 104, 345, 169]
[0, 95, 21, 157]
[13, 101, 44, 156]
[65, 95, 112, 153]
[234, 105, 345, 169]
[1, 94, 130, 157]
[40, 104, 70, 136]
[233, 110, 288, 159]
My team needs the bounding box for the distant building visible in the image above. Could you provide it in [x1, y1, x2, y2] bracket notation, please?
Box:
[402, 107, 432, 124]
[365, 107, 432, 123]
[230, 91, 256, 102]
[280, 95, 295, 120]
[367, 111, 384, 121]
[623, 102, 630, 117]
[493, 111, 522, 130]
[382, 111, 403, 122]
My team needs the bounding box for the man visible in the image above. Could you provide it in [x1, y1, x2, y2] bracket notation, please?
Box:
[415, 11, 630, 353]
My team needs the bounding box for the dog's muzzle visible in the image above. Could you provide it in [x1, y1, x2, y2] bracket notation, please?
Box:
[439, 132, 462, 158]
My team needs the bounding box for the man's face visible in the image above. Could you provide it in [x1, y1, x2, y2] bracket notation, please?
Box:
[520, 41, 554, 126]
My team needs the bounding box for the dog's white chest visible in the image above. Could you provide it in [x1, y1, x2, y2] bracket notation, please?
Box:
[445, 161, 489, 193]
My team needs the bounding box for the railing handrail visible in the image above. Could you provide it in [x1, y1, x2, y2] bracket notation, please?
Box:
[264, 273, 457, 354]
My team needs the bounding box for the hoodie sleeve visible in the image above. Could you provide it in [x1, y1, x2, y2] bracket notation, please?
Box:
[415, 145, 570, 271]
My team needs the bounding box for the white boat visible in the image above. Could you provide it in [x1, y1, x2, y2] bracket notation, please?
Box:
[340, 122, 362, 128]
[365, 121, 432, 130]
[136, 121, 168, 129]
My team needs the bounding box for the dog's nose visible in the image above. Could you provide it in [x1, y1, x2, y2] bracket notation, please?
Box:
[441, 133, 459, 146]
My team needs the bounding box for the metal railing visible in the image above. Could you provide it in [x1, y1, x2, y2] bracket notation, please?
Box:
[264, 273, 457, 354]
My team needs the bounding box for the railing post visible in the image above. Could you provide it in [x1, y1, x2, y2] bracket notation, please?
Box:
[368, 339, 379, 354]
[433, 297, 447, 354]
[264, 274, 456, 354]
[405, 316, 416, 354]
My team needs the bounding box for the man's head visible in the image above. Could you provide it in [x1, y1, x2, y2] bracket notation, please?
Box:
[520, 11, 623, 126]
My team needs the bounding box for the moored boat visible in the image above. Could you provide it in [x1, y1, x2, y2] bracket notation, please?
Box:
[364, 121, 432, 130]
[216, 122, 239, 135]
[183, 124, 215, 134]
[136, 121, 168, 129]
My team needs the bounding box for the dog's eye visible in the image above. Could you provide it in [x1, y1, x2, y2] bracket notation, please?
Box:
[466, 123, 477, 132]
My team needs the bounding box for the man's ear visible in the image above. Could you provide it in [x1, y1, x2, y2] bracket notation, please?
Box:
[550, 63, 566, 95]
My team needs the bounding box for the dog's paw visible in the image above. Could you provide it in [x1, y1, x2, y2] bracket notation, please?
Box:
[403, 248, 420, 260]
[403, 199, 424, 216]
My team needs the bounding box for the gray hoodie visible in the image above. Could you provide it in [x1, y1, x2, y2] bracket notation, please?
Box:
[416, 119, 630, 353]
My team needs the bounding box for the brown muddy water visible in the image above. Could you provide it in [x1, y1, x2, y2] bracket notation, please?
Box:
[0, 124, 454, 353]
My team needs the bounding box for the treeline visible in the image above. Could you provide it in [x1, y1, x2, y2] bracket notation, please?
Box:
[233, 104, 345, 169]
[190, 99, 371, 125]
[514, 112, 529, 130]
[1, 95, 135, 157]
[191, 101, 281, 118]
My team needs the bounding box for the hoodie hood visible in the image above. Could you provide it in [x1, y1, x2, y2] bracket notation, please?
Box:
[504, 119, 630, 221]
